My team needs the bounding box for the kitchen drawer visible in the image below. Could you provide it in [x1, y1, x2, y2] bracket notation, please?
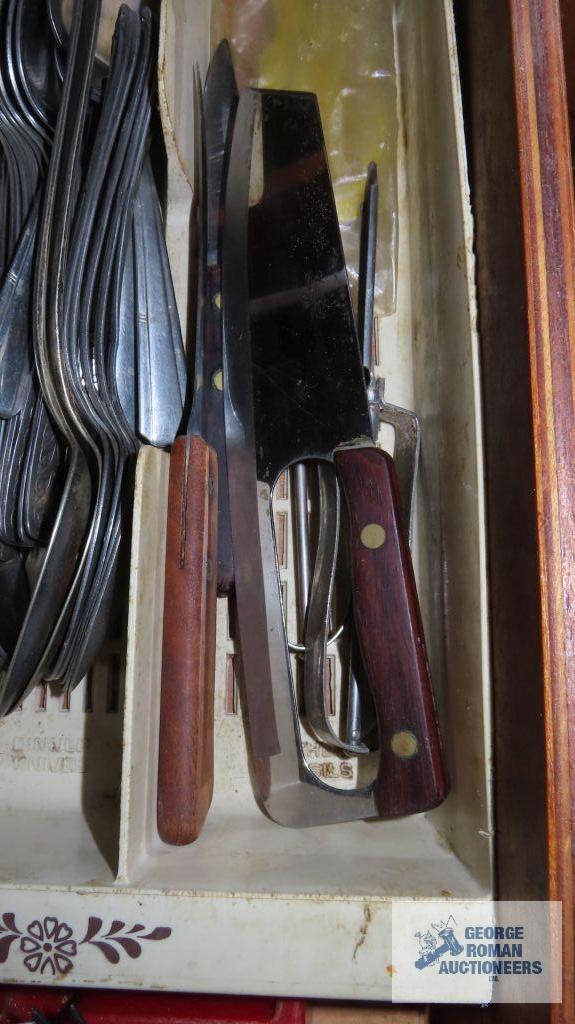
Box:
[2, 0, 573, 1017]
[0, 0, 491, 999]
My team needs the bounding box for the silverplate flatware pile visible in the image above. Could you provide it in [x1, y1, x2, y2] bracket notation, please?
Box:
[0, 0, 187, 713]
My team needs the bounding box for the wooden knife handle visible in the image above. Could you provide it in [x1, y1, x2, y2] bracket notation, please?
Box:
[157, 434, 218, 844]
[334, 445, 448, 817]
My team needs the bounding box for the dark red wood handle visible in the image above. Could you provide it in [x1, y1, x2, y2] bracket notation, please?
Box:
[334, 445, 448, 817]
[157, 434, 218, 844]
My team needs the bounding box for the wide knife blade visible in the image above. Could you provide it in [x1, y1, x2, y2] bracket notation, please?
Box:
[223, 87, 448, 825]
[248, 92, 371, 484]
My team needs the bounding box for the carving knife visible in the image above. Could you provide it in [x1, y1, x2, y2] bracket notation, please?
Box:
[223, 88, 448, 825]
[157, 41, 237, 845]
[346, 162, 423, 748]
[345, 161, 379, 749]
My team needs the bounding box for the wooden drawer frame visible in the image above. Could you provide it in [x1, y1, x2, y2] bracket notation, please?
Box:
[453, 0, 575, 1021]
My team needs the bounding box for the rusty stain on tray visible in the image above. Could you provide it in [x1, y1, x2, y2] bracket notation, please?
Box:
[352, 903, 372, 962]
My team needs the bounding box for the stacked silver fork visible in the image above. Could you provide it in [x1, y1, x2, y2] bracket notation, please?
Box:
[0, 0, 188, 713]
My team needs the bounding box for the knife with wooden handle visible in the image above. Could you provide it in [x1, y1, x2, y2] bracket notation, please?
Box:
[157, 42, 238, 845]
[335, 445, 444, 817]
[158, 434, 218, 844]
[222, 87, 448, 826]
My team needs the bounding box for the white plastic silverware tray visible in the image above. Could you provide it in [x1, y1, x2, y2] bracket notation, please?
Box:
[0, 0, 492, 998]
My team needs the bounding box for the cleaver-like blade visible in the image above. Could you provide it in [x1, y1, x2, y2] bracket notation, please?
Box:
[248, 90, 371, 484]
[223, 88, 448, 826]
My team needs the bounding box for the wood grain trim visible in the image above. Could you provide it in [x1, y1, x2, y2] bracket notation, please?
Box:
[334, 446, 448, 817]
[510, 1, 575, 1017]
[307, 1010, 429, 1024]
[157, 434, 218, 845]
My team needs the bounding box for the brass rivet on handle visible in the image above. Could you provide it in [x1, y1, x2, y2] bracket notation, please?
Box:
[212, 369, 223, 392]
[391, 730, 418, 759]
[360, 523, 386, 549]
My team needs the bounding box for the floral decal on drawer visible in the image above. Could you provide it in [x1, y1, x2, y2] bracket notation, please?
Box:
[0, 913, 172, 976]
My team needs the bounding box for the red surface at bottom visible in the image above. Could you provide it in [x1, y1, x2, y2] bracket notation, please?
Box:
[0, 987, 307, 1024]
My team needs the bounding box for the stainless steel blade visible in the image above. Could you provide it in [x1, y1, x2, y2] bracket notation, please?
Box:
[205, 38, 237, 266]
[247, 90, 372, 485]
[186, 40, 238, 593]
